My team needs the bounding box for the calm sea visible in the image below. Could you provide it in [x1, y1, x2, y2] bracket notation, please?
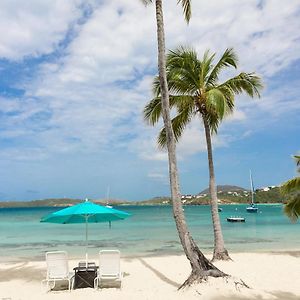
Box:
[0, 204, 299, 261]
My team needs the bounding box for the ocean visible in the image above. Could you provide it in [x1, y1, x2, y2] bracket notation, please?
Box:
[0, 204, 299, 261]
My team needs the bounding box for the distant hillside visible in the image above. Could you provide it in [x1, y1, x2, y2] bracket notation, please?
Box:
[181, 185, 283, 204]
[0, 185, 284, 208]
[0, 198, 81, 208]
[134, 197, 171, 205]
[199, 185, 246, 194]
[0, 198, 130, 208]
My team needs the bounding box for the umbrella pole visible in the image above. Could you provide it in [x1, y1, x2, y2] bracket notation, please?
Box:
[85, 216, 88, 268]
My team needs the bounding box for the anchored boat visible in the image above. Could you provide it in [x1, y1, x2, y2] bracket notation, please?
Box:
[227, 217, 245, 222]
[246, 170, 258, 213]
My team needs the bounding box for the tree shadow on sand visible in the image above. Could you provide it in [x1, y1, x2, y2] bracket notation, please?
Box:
[211, 291, 300, 300]
[0, 263, 44, 282]
[138, 258, 181, 288]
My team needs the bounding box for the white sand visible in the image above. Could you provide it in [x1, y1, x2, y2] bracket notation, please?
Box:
[0, 252, 299, 300]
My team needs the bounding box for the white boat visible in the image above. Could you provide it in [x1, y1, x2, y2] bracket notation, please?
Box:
[227, 217, 245, 222]
[246, 170, 258, 213]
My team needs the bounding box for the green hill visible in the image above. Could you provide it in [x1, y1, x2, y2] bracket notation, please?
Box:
[0, 185, 284, 208]
[181, 185, 283, 204]
[199, 185, 246, 194]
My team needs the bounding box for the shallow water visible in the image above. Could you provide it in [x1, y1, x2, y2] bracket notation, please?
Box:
[0, 204, 299, 260]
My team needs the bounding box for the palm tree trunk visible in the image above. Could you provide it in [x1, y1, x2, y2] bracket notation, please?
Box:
[203, 115, 230, 261]
[155, 0, 226, 286]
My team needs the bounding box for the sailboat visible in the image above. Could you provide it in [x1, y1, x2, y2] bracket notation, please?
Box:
[246, 170, 258, 213]
[105, 186, 113, 208]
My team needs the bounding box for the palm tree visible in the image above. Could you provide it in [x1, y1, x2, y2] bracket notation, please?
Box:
[140, 1, 226, 286]
[144, 46, 263, 261]
[281, 155, 300, 221]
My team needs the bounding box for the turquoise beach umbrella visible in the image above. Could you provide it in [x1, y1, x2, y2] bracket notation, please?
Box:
[41, 199, 131, 264]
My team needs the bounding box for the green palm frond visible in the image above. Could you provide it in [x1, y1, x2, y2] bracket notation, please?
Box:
[167, 47, 200, 93]
[178, 0, 191, 23]
[281, 177, 300, 195]
[284, 194, 300, 222]
[219, 72, 263, 98]
[152, 75, 161, 97]
[207, 48, 238, 87]
[216, 86, 235, 112]
[294, 155, 300, 172]
[144, 46, 263, 150]
[204, 87, 235, 133]
[200, 50, 215, 88]
[206, 89, 226, 120]
[140, 0, 191, 22]
[205, 112, 220, 134]
[144, 95, 193, 125]
[281, 154, 300, 221]
[144, 97, 163, 125]
[157, 100, 195, 148]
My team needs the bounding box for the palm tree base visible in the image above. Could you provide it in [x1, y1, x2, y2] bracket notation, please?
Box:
[178, 237, 228, 289]
[212, 248, 231, 261]
[179, 268, 227, 289]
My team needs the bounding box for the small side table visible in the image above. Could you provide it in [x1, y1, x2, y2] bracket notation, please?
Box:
[73, 264, 98, 289]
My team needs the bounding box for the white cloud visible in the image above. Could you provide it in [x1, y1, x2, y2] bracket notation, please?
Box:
[1, 0, 300, 164]
[130, 119, 231, 162]
[225, 109, 247, 122]
[147, 172, 168, 185]
[0, 0, 88, 60]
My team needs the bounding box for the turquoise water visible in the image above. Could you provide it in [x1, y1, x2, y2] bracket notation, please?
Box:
[0, 204, 299, 261]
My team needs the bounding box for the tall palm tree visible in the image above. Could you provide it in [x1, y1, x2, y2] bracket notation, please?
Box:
[144, 46, 263, 261]
[281, 155, 300, 221]
[141, 1, 226, 286]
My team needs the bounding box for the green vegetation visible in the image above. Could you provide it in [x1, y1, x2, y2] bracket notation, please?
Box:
[0, 198, 81, 208]
[195, 187, 281, 204]
[281, 155, 300, 221]
[0, 186, 283, 208]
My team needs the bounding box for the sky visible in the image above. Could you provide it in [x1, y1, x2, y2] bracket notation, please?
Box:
[0, 0, 299, 201]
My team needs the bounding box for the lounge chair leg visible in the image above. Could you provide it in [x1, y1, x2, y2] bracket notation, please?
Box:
[94, 277, 98, 289]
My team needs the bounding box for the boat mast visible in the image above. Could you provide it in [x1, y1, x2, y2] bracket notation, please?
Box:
[106, 186, 110, 206]
[249, 170, 255, 205]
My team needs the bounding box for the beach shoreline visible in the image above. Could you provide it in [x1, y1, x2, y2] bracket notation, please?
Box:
[2, 247, 300, 263]
[0, 251, 299, 300]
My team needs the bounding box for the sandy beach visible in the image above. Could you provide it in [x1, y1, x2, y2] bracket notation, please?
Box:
[0, 252, 299, 300]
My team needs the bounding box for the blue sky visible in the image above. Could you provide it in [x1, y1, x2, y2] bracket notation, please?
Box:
[0, 0, 299, 201]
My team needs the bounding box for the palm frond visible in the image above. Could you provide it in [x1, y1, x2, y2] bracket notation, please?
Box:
[200, 50, 215, 88]
[144, 97, 163, 125]
[205, 112, 220, 134]
[178, 0, 191, 23]
[294, 155, 300, 169]
[144, 95, 193, 125]
[207, 48, 238, 87]
[219, 72, 263, 98]
[157, 102, 194, 148]
[206, 89, 226, 120]
[166, 47, 200, 95]
[152, 75, 161, 97]
[216, 85, 235, 112]
[281, 177, 300, 195]
[284, 194, 300, 222]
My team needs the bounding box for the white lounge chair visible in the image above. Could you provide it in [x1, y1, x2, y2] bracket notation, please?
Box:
[94, 250, 122, 288]
[42, 251, 74, 292]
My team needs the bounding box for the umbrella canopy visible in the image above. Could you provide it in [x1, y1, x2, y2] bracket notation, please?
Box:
[40, 199, 131, 264]
[40, 200, 130, 224]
